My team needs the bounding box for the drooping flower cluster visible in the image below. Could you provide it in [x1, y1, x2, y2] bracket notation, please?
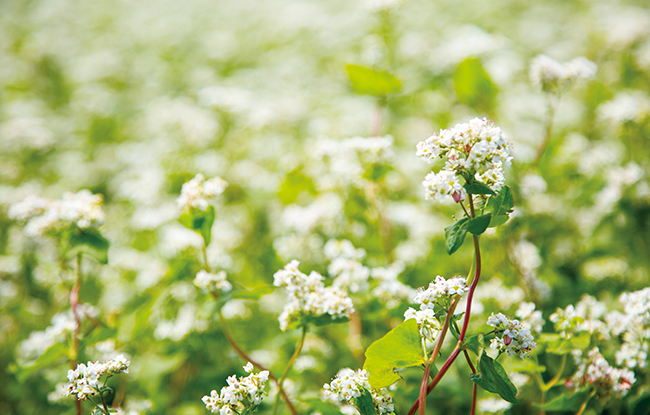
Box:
[417, 118, 512, 202]
[65, 355, 130, 400]
[194, 270, 232, 294]
[323, 368, 395, 415]
[273, 260, 355, 331]
[487, 313, 537, 359]
[404, 308, 441, 342]
[413, 275, 469, 310]
[177, 174, 228, 212]
[566, 348, 635, 399]
[529, 54, 597, 93]
[201, 362, 269, 415]
[8, 190, 105, 237]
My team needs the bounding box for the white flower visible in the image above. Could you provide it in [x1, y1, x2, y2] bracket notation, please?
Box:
[416, 118, 512, 201]
[65, 356, 130, 401]
[177, 174, 228, 212]
[404, 307, 441, 341]
[567, 348, 635, 399]
[194, 270, 232, 294]
[413, 275, 469, 310]
[487, 313, 537, 359]
[323, 368, 395, 414]
[529, 54, 597, 92]
[202, 364, 269, 414]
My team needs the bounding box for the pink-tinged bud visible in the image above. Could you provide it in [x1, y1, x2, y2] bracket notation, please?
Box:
[565, 379, 573, 389]
[465, 144, 472, 153]
[452, 191, 462, 203]
[503, 334, 512, 346]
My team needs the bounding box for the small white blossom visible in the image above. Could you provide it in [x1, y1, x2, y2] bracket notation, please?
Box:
[202, 363, 269, 414]
[413, 275, 469, 310]
[487, 313, 537, 359]
[194, 270, 232, 294]
[177, 174, 228, 212]
[323, 368, 395, 415]
[529, 54, 597, 92]
[404, 307, 441, 342]
[566, 348, 635, 399]
[65, 355, 130, 401]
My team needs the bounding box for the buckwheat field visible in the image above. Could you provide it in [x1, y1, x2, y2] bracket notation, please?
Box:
[1, 0, 649, 414]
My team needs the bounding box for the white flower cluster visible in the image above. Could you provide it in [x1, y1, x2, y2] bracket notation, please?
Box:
[417, 118, 511, 202]
[323, 368, 395, 415]
[202, 362, 269, 415]
[8, 190, 105, 237]
[65, 354, 130, 400]
[567, 348, 635, 399]
[515, 302, 544, 333]
[404, 308, 441, 342]
[273, 260, 355, 331]
[608, 288, 650, 369]
[194, 270, 232, 294]
[550, 295, 608, 338]
[529, 54, 597, 92]
[177, 174, 228, 212]
[487, 313, 537, 359]
[413, 275, 469, 310]
[325, 240, 370, 293]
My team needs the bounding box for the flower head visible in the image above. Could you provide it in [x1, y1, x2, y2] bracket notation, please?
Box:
[177, 174, 228, 212]
[202, 363, 269, 414]
[487, 313, 537, 359]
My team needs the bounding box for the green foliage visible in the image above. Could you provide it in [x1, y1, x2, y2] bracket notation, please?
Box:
[453, 58, 497, 113]
[467, 213, 491, 235]
[354, 388, 377, 415]
[464, 180, 496, 196]
[470, 353, 519, 404]
[66, 229, 110, 264]
[485, 186, 514, 227]
[346, 64, 402, 97]
[539, 332, 591, 355]
[179, 206, 215, 246]
[10, 342, 69, 383]
[278, 169, 317, 205]
[534, 388, 592, 411]
[444, 217, 470, 255]
[363, 319, 425, 389]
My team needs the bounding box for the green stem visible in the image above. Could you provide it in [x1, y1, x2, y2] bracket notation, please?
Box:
[202, 243, 211, 273]
[534, 93, 559, 165]
[543, 354, 567, 391]
[575, 390, 596, 415]
[272, 326, 307, 415]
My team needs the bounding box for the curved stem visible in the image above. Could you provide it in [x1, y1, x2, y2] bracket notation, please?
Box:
[543, 354, 567, 391]
[419, 364, 431, 415]
[215, 304, 298, 415]
[470, 382, 478, 415]
[575, 390, 596, 415]
[272, 326, 307, 415]
[99, 390, 110, 414]
[408, 215, 482, 415]
[202, 243, 211, 273]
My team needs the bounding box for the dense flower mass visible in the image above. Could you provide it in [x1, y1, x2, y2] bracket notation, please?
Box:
[413, 275, 469, 310]
[487, 313, 537, 359]
[529, 54, 597, 92]
[417, 118, 511, 202]
[8, 190, 105, 237]
[194, 270, 232, 294]
[201, 363, 269, 415]
[323, 368, 395, 415]
[65, 355, 130, 400]
[567, 348, 635, 398]
[177, 174, 228, 212]
[273, 260, 355, 331]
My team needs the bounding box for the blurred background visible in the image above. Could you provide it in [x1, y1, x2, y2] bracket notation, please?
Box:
[1, 0, 650, 413]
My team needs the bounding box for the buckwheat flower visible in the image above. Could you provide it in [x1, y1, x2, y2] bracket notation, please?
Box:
[324, 239, 366, 261]
[194, 270, 232, 294]
[202, 363, 269, 414]
[9, 190, 106, 237]
[413, 275, 469, 310]
[177, 174, 228, 212]
[515, 302, 544, 333]
[416, 118, 512, 202]
[478, 397, 512, 413]
[529, 54, 597, 92]
[487, 312, 537, 359]
[567, 348, 635, 399]
[328, 257, 370, 293]
[404, 307, 441, 341]
[323, 368, 396, 415]
[65, 356, 130, 401]
[274, 261, 355, 331]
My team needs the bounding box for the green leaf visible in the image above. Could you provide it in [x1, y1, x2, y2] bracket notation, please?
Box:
[278, 169, 317, 205]
[363, 319, 426, 388]
[472, 353, 519, 404]
[464, 180, 496, 196]
[444, 217, 469, 255]
[534, 388, 592, 411]
[543, 332, 591, 355]
[467, 213, 492, 235]
[179, 205, 215, 246]
[363, 163, 393, 182]
[81, 326, 117, 350]
[346, 64, 402, 97]
[354, 388, 376, 415]
[463, 334, 482, 355]
[453, 58, 497, 112]
[485, 186, 514, 228]
[301, 399, 343, 415]
[67, 229, 110, 264]
[507, 358, 546, 373]
[10, 342, 69, 383]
